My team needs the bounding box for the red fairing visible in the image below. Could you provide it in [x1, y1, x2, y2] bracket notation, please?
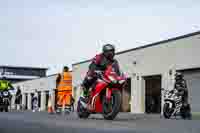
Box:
[93, 81, 108, 95]
[94, 95, 103, 113]
[87, 64, 126, 113]
[104, 65, 126, 82]
[89, 81, 107, 112]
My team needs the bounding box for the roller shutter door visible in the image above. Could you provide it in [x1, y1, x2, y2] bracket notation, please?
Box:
[182, 70, 200, 113]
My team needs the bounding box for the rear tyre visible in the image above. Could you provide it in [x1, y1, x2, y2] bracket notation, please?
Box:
[163, 103, 173, 119]
[102, 90, 121, 120]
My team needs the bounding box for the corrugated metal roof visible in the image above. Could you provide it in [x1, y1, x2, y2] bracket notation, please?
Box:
[0, 75, 39, 79]
[0, 65, 48, 70]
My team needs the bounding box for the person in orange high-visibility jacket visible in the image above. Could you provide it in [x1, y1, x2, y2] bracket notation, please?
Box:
[56, 66, 72, 108]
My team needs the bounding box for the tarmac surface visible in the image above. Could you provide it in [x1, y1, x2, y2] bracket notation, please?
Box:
[0, 111, 199, 133]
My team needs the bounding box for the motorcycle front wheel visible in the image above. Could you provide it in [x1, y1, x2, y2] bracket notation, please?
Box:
[163, 103, 173, 119]
[102, 90, 121, 120]
[77, 97, 90, 119]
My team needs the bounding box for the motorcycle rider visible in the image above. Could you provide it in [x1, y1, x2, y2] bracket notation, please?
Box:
[0, 77, 14, 110]
[174, 72, 189, 106]
[174, 72, 192, 119]
[81, 44, 121, 97]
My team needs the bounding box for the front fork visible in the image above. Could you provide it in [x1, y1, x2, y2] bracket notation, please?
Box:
[106, 88, 112, 103]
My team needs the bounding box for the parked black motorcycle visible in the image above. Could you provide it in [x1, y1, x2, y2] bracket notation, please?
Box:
[162, 88, 191, 119]
[0, 90, 11, 112]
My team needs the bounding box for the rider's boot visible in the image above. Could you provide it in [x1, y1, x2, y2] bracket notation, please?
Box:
[80, 85, 90, 102]
[78, 86, 90, 110]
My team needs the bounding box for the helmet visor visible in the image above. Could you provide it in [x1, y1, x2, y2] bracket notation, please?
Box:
[104, 50, 115, 59]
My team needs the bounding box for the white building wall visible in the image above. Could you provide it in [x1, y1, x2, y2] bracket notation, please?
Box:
[72, 33, 200, 113]
[13, 74, 58, 111]
[13, 74, 58, 93]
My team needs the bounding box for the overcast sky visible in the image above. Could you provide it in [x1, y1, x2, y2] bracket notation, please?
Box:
[0, 0, 200, 75]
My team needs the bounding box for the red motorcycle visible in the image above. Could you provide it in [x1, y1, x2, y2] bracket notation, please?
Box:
[77, 63, 127, 120]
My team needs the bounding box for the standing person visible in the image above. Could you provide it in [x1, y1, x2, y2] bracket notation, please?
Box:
[32, 89, 38, 112]
[15, 86, 22, 110]
[56, 66, 72, 112]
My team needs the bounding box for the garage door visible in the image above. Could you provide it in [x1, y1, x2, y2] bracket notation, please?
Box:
[182, 70, 200, 113]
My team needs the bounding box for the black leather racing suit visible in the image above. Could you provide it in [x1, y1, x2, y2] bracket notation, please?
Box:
[174, 79, 188, 105]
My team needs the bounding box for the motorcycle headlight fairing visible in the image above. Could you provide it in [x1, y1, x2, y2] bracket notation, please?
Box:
[3, 91, 8, 96]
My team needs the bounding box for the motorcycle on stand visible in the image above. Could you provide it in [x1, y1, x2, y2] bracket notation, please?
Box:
[162, 88, 192, 120]
[77, 63, 127, 120]
[0, 90, 12, 112]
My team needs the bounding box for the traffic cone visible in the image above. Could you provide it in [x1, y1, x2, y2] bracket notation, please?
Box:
[48, 96, 54, 114]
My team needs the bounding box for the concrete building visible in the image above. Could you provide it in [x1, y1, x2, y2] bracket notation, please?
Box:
[12, 74, 58, 111]
[72, 31, 200, 114]
[0, 66, 48, 83]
